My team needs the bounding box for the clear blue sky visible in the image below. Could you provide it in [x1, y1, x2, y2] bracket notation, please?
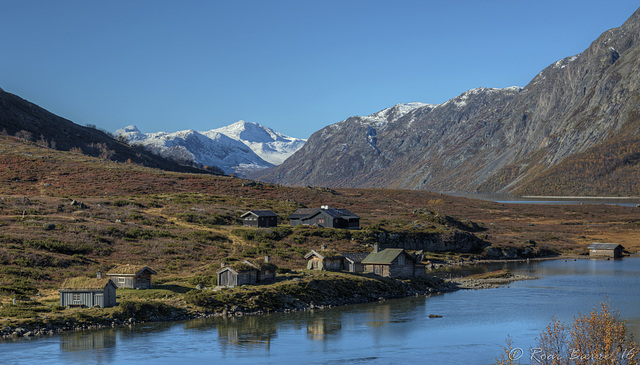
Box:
[1, 1, 638, 139]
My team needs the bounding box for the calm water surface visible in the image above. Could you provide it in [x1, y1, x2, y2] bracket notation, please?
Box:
[2, 258, 640, 365]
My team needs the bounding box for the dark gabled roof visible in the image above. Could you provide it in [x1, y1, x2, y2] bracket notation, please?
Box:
[290, 208, 359, 220]
[289, 208, 319, 219]
[106, 265, 157, 276]
[361, 249, 413, 265]
[588, 242, 624, 250]
[341, 252, 369, 263]
[324, 208, 359, 219]
[241, 210, 279, 218]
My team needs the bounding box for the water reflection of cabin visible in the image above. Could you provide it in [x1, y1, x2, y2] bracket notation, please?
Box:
[59, 275, 117, 308]
[588, 242, 624, 258]
[106, 265, 157, 289]
[241, 210, 279, 228]
[289, 206, 360, 229]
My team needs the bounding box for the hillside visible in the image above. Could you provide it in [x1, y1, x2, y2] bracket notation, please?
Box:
[256, 7, 640, 196]
[0, 88, 221, 175]
[2, 134, 640, 289]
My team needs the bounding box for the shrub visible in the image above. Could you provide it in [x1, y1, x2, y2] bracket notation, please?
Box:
[495, 302, 639, 365]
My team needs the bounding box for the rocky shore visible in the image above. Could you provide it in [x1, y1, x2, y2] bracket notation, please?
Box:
[0, 267, 536, 340]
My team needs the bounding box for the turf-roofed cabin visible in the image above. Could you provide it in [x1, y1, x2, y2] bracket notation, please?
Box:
[241, 210, 279, 228]
[289, 205, 359, 229]
[59, 274, 117, 308]
[217, 258, 278, 287]
[106, 265, 157, 289]
[361, 247, 425, 278]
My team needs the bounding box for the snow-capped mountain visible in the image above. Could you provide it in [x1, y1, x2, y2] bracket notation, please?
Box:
[208, 121, 306, 165]
[115, 122, 305, 175]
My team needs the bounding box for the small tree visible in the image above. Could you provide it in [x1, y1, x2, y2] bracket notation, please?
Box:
[495, 303, 639, 365]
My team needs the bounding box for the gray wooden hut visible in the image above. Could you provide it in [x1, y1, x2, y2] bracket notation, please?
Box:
[241, 210, 279, 228]
[59, 276, 117, 308]
[304, 249, 344, 271]
[361, 248, 424, 278]
[217, 262, 259, 287]
[341, 252, 369, 273]
[290, 206, 359, 229]
[106, 265, 157, 289]
[587, 242, 624, 258]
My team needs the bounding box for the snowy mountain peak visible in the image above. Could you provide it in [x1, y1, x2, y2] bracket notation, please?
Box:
[115, 120, 306, 175]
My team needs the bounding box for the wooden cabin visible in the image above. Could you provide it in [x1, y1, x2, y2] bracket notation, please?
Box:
[59, 276, 117, 308]
[217, 262, 259, 287]
[341, 252, 369, 273]
[588, 243, 624, 258]
[290, 206, 359, 229]
[241, 210, 279, 228]
[304, 249, 344, 271]
[244, 257, 278, 282]
[361, 248, 424, 278]
[106, 265, 157, 289]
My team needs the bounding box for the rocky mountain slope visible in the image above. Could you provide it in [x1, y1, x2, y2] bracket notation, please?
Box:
[257, 7, 640, 196]
[116, 121, 305, 175]
[0, 88, 213, 174]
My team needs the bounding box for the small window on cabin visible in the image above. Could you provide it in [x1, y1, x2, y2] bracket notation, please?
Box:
[398, 255, 405, 265]
[118, 278, 125, 284]
[318, 218, 325, 224]
[73, 293, 81, 301]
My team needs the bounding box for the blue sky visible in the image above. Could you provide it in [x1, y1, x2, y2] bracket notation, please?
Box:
[1, 1, 638, 139]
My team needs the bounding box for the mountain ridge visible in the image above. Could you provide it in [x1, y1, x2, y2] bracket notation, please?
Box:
[255, 6, 640, 196]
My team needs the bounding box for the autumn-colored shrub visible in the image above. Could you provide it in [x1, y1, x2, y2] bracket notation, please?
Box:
[495, 302, 639, 365]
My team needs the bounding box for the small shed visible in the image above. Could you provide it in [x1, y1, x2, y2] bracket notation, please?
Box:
[217, 262, 259, 287]
[106, 265, 157, 289]
[588, 243, 624, 258]
[241, 210, 279, 228]
[304, 249, 344, 271]
[341, 252, 369, 273]
[59, 277, 117, 308]
[362, 248, 423, 278]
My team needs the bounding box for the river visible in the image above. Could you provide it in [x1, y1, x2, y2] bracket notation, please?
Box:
[0, 257, 640, 365]
[2, 257, 640, 364]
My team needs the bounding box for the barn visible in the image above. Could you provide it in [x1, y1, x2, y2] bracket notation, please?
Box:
[289, 206, 359, 229]
[106, 265, 157, 289]
[241, 210, 279, 228]
[587, 243, 624, 258]
[59, 276, 117, 308]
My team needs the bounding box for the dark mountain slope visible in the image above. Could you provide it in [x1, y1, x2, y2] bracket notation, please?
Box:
[0, 88, 221, 174]
[257, 7, 640, 196]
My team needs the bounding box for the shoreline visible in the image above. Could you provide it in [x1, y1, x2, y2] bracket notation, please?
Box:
[0, 256, 583, 341]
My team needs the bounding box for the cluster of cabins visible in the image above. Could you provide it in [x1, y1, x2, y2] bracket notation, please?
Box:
[59, 203, 626, 309]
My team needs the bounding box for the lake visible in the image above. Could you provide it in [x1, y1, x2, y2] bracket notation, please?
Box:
[447, 192, 640, 207]
[2, 257, 640, 364]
